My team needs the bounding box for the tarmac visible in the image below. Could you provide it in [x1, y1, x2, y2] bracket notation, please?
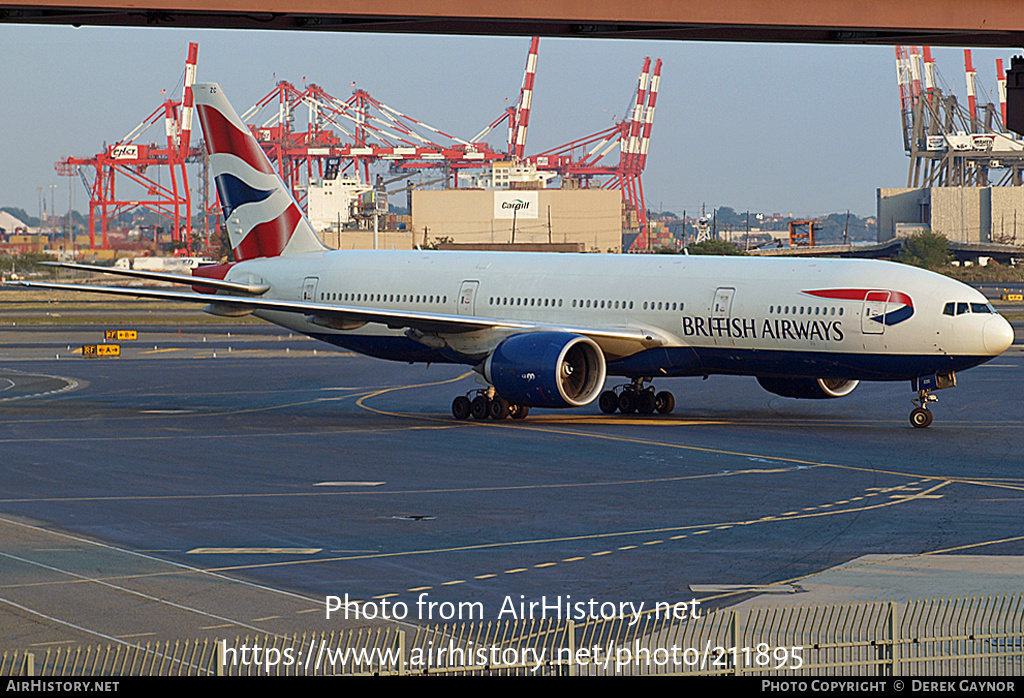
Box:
[0, 320, 1022, 652]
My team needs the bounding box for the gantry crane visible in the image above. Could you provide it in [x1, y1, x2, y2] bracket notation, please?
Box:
[57, 43, 201, 251]
[897, 45, 1024, 188]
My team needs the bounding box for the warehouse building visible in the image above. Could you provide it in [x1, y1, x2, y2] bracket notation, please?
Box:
[877, 187, 1024, 245]
[411, 189, 622, 252]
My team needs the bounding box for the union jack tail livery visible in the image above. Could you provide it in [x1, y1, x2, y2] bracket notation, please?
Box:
[194, 83, 326, 261]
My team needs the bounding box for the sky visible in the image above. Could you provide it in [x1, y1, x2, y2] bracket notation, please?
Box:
[0, 24, 1017, 220]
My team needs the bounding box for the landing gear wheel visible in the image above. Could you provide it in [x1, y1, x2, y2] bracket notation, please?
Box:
[910, 407, 933, 429]
[509, 403, 530, 420]
[599, 390, 619, 414]
[470, 395, 490, 420]
[604, 379, 672, 418]
[618, 391, 637, 414]
[637, 390, 657, 415]
[452, 396, 471, 420]
[655, 391, 675, 414]
[489, 396, 510, 420]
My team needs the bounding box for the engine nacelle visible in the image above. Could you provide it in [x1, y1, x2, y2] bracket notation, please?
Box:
[483, 332, 607, 408]
[756, 376, 859, 400]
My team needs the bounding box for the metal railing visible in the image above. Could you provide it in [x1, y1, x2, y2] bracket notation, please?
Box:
[2, 595, 1021, 676]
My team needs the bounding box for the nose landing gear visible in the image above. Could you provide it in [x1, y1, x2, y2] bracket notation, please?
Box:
[909, 372, 956, 429]
[909, 391, 936, 429]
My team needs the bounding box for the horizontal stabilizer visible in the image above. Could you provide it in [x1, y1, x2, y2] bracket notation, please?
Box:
[40, 262, 269, 295]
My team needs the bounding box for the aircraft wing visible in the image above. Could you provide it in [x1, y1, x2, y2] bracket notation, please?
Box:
[7, 279, 668, 354]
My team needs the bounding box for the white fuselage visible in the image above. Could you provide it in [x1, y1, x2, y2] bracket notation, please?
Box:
[219, 250, 1013, 382]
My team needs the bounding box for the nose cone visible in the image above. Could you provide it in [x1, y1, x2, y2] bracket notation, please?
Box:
[984, 316, 1015, 355]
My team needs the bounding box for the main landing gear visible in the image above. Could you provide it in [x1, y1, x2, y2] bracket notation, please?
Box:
[599, 378, 675, 416]
[452, 388, 530, 421]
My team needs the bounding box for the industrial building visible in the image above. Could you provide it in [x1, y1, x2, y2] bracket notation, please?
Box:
[877, 47, 1024, 251]
[411, 188, 622, 252]
[877, 186, 1024, 245]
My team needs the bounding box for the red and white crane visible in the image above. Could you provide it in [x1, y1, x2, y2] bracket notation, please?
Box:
[965, 49, 979, 129]
[242, 37, 661, 251]
[235, 79, 510, 208]
[997, 58, 1008, 127]
[521, 56, 662, 251]
[59, 38, 663, 254]
[895, 45, 1024, 187]
[57, 42, 201, 251]
[510, 36, 540, 162]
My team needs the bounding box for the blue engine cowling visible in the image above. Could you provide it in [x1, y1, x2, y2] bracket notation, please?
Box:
[756, 376, 859, 399]
[483, 332, 607, 408]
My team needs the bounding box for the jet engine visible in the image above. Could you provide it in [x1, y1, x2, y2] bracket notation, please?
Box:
[483, 332, 607, 408]
[756, 376, 859, 399]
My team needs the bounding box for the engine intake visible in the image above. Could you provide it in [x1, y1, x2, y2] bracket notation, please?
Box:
[484, 332, 606, 408]
[756, 376, 859, 400]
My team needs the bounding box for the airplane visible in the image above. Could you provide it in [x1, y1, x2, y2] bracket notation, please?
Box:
[13, 83, 1016, 428]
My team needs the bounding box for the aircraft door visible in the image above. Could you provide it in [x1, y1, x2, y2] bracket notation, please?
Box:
[712, 287, 735, 317]
[457, 280, 479, 316]
[302, 276, 319, 302]
[861, 290, 890, 334]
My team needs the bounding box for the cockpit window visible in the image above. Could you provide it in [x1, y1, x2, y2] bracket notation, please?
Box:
[945, 301, 996, 316]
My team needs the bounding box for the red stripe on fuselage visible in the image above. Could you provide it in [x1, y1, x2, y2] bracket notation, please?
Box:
[803, 288, 914, 309]
[196, 104, 275, 176]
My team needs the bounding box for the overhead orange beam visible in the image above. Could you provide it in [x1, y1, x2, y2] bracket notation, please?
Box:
[3, 0, 1024, 45]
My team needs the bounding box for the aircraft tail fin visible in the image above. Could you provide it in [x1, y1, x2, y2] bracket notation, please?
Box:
[194, 83, 327, 261]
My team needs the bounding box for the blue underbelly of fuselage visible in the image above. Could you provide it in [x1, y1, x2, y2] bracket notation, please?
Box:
[308, 332, 988, 382]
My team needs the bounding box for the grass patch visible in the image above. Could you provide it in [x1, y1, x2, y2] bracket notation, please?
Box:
[0, 288, 261, 326]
